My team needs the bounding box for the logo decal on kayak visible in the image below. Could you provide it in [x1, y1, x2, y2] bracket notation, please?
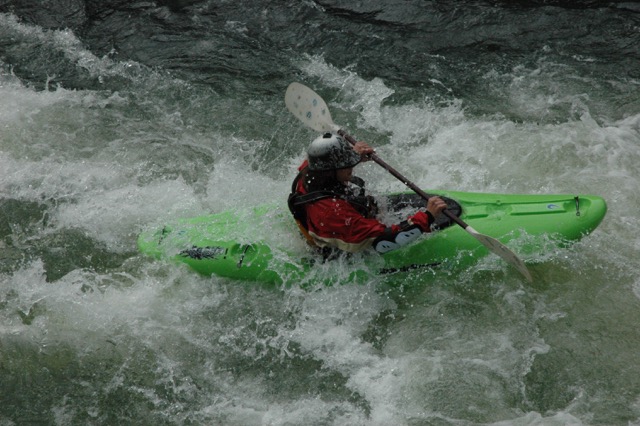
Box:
[547, 204, 560, 210]
[180, 246, 227, 260]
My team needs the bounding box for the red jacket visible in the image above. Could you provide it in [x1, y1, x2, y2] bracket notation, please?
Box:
[294, 161, 432, 253]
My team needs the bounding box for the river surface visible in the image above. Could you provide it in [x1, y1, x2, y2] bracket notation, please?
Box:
[1, 1, 640, 424]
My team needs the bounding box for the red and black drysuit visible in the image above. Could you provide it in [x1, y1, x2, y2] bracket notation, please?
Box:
[288, 160, 436, 255]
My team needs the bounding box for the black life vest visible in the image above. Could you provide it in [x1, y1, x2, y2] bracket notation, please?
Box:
[287, 167, 377, 245]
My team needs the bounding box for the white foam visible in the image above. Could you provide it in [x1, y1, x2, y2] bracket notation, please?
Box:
[0, 13, 147, 81]
[490, 411, 584, 425]
[204, 154, 287, 211]
[282, 283, 421, 424]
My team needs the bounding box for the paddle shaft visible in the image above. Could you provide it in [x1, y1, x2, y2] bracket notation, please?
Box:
[338, 130, 467, 229]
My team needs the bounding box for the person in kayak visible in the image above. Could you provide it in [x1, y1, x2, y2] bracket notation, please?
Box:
[288, 132, 447, 257]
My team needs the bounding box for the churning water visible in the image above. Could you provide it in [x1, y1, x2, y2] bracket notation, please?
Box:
[1, 1, 640, 424]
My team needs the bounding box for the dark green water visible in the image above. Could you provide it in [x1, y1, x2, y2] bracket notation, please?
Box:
[1, 1, 640, 424]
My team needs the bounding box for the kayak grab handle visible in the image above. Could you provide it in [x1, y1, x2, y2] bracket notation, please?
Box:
[237, 244, 253, 268]
[575, 196, 581, 216]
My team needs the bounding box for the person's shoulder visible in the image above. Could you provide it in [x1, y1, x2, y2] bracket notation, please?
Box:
[298, 159, 309, 171]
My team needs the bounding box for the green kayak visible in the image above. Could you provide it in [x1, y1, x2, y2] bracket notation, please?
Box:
[137, 190, 606, 285]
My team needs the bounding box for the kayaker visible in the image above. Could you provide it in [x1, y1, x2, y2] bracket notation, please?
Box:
[288, 132, 447, 257]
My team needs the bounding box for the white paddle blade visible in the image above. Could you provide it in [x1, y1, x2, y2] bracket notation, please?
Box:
[285, 82, 340, 133]
[466, 226, 533, 282]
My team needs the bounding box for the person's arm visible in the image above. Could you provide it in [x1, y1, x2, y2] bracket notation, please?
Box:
[306, 197, 447, 254]
[372, 196, 447, 253]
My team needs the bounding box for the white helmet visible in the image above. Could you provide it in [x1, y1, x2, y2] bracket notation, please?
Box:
[307, 133, 361, 171]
